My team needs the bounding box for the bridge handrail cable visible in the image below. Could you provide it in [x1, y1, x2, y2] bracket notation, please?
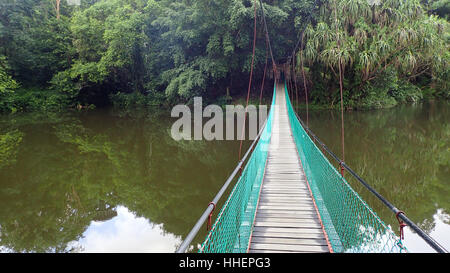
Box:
[291, 109, 448, 253]
[176, 117, 269, 253]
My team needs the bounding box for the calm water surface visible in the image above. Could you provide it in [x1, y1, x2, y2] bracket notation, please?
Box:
[0, 101, 448, 252]
[297, 101, 449, 252]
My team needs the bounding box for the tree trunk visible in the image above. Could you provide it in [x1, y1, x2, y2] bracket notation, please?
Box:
[56, 0, 60, 20]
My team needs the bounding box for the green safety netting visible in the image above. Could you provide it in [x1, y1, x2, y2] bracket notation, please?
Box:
[198, 83, 276, 253]
[199, 81, 407, 253]
[284, 83, 407, 253]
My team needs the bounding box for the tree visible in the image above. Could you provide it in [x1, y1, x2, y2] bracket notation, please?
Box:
[0, 56, 18, 94]
[49, 0, 148, 105]
[300, 0, 449, 108]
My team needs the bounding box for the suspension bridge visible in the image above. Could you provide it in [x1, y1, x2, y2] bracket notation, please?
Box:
[175, 78, 447, 253]
[248, 82, 331, 253]
[176, 0, 447, 253]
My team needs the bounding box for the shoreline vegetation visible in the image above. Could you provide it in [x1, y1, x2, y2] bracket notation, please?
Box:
[0, 86, 445, 114]
[0, 0, 449, 114]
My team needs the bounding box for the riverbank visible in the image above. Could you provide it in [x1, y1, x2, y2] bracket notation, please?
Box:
[0, 84, 448, 114]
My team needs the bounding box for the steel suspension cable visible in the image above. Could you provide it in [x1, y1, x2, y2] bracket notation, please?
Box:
[282, 1, 447, 252]
[299, 33, 309, 127]
[259, 39, 268, 105]
[291, 110, 448, 253]
[288, 0, 319, 64]
[287, 0, 319, 127]
[258, 0, 277, 72]
[331, 0, 346, 172]
[176, 118, 269, 253]
[238, 0, 258, 161]
[292, 49, 299, 110]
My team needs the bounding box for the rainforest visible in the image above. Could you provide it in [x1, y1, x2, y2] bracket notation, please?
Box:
[0, 0, 449, 254]
[0, 0, 448, 113]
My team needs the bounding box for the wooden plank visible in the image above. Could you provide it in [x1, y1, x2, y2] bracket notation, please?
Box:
[261, 190, 309, 195]
[255, 213, 318, 219]
[260, 186, 306, 190]
[261, 191, 308, 195]
[257, 205, 315, 211]
[258, 198, 312, 203]
[261, 186, 306, 189]
[263, 176, 304, 181]
[261, 189, 308, 193]
[264, 172, 303, 176]
[262, 181, 306, 184]
[258, 200, 312, 205]
[265, 161, 300, 164]
[248, 249, 296, 253]
[261, 186, 307, 190]
[249, 83, 328, 253]
[256, 209, 318, 215]
[259, 196, 312, 201]
[260, 188, 309, 193]
[262, 180, 304, 184]
[254, 221, 321, 229]
[258, 208, 317, 215]
[266, 163, 300, 166]
[251, 231, 326, 240]
[253, 226, 324, 234]
[262, 180, 306, 184]
[264, 175, 306, 180]
[255, 217, 320, 224]
[261, 185, 307, 190]
[265, 170, 302, 173]
[259, 192, 309, 196]
[259, 200, 313, 207]
[250, 243, 328, 252]
[261, 185, 306, 189]
[258, 200, 312, 206]
[250, 236, 328, 246]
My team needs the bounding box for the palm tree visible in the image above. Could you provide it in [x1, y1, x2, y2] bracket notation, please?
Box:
[296, 0, 449, 107]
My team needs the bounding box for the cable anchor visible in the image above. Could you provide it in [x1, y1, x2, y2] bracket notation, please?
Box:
[206, 202, 216, 231]
[395, 211, 407, 240]
[339, 161, 345, 177]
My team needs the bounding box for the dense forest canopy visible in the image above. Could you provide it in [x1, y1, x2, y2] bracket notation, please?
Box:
[0, 0, 448, 112]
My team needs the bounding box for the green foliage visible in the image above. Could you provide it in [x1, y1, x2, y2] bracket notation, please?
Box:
[301, 0, 449, 108]
[0, 56, 19, 94]
[54, 0, 147, 100]
[345, 68, 424, 109]
[0, 0, 74, 85]
[389, 81, 424, 104]
[0, 129, 23, 169]
[0, 0, 448, 111]
[359, 86, 398, 109]
[215, 95, 233, 108]
[49, 69, 81, 99]
[0, 88, 71, 113]
[109, 91, 164, 108]
[423, 0, 450, 19]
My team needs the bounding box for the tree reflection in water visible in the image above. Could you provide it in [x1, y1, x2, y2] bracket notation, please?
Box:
[0, 101, 448, 252]
[0, 108, 245, 252]
[298, 101, 449, 252]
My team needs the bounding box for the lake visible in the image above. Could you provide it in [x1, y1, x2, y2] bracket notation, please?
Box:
[0, 101, 448, 252]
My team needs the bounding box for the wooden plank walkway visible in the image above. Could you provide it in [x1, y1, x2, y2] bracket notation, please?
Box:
[248, 83, 330, 253]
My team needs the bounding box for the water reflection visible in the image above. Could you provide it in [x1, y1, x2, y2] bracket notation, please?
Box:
[67, 206, 182, 252]
[297, 101, 450, 252]
[403, 209, 450, 253]
[0, 101, 448, 252]
[0, 108, 246, 253]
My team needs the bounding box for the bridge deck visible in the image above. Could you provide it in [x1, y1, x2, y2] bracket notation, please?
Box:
[248, 83, 329, 253]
